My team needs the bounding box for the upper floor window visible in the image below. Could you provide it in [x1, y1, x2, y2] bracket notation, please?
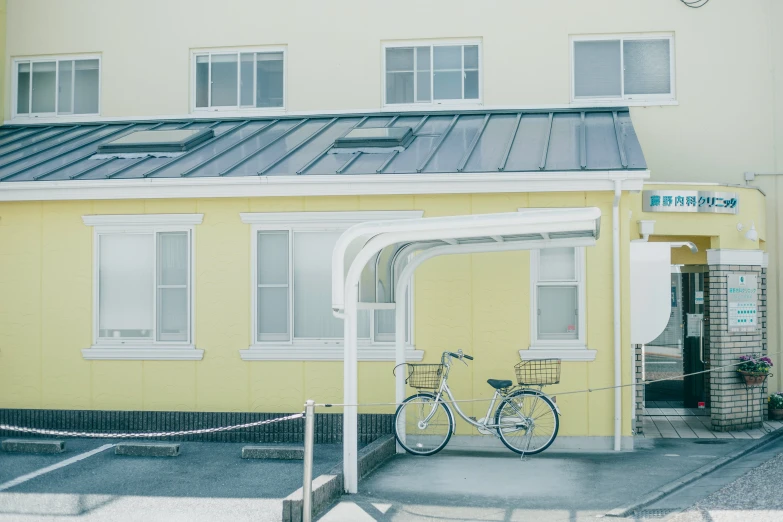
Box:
[571, 35, 674, 103]
[530, 247, 586, 347]
[383, 41, 481, 106]
[14, 56, 100, 118]
[193, 48, 285, 112]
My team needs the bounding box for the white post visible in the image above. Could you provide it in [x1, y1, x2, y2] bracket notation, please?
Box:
[612, 180, 623, 451]
[394, 282, 408, 454]
[302, 399, 315, 522]
[342, 290, 359, 494]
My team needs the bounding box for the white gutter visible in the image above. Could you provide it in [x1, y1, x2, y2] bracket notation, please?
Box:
[613, 180, 622, 451]
[0, 171, 649, 202]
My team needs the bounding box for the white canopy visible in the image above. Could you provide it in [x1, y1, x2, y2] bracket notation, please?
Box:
[331, 207, 602, 493]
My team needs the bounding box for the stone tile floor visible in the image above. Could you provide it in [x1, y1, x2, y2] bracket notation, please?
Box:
[640, 402, 783, 439]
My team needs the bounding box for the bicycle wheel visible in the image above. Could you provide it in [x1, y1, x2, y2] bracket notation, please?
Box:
[394, 393, 454, 456]
[494, 389, 559, 455]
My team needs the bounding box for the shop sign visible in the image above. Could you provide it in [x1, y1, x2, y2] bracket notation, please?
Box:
[642, 190, 739, 214]
[727, 273, 758, 332]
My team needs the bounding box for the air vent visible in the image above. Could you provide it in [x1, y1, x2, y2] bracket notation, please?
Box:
[331, 126, 414, 153]
[97, 129, 214, 154]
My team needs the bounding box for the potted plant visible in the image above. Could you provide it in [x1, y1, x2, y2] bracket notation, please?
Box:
[769, 392, 783, 421]
[737, 355, 773, 386]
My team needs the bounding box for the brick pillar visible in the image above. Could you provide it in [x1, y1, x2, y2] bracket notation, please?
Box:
[708, 264, 766, 431]
[635, 344, 644, 434]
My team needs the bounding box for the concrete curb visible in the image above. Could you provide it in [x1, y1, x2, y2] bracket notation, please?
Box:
[1, 439, 66, 454]
[281, 434, 396, 522]
[606, 428, 783, 518]
[242, 445, 304, 460]
[115, 442, 180, 457]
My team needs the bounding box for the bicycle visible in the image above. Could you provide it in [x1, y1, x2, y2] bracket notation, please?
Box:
[393, 350, 561, 456]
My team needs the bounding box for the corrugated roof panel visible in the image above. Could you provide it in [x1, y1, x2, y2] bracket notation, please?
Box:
[505, 113, 551, 172]
[585, 112, 623, 170]
[423, 114, 484, 173]
[265, 117, 365, 176]
[0, 108, 648, 183]
[544, 112, 581, 171]
[463, 113, 517, 172]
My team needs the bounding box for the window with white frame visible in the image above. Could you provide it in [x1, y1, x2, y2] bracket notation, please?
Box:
[571, 35, 674, 102]
[530, 247, 586, 346]
[82, 215, 202, 360]
[14, 56, 100, 117]
[384, 42, 480, 105]
[244, 212, 419, 349]
[193, 49, 285, 111]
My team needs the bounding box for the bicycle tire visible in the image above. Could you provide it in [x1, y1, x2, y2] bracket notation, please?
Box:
[394, 393, 454, 456]
[494, 389, 559, 455]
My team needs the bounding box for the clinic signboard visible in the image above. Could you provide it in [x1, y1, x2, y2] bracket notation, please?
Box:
[728, 273, 758, 332]
[642, 190, 739, 214]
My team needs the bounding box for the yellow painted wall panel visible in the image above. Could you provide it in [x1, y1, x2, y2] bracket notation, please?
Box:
[142, 361, 197, 411]
[248, 197, 305, 213]
[143, 198, 199, 215]
[249, 361, 304, 413]
[0, 202, 42, 408]
[92, 361, 143, 410]
[41, 201, 92, 409]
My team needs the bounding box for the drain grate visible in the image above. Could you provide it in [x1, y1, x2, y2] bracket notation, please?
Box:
[693, 440, 729, 444]
[634, 508, 678, 519]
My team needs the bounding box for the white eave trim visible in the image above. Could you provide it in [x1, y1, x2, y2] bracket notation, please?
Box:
[706, 249, 765, 267]
[82, 345, 204, 360]
[82, 213, 204, 227]
[0, 171, 649, 202]
[239, 344, 424, 361]
[520, 347, 597, 362]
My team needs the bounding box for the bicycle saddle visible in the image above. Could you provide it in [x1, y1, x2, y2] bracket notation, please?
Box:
[487, 379, 513, 390]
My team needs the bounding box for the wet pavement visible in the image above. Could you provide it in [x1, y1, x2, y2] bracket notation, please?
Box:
[0, 439, 342, 521]
[318, 437, 764, 521]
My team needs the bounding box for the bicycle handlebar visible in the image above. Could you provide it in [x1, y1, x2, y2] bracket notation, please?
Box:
[444, 351, 474, 361]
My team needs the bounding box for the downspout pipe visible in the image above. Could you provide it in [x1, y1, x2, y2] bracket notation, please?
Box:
[613, 180, 622, 451]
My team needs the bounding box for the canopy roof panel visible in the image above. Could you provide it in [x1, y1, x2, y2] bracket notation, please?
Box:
[332, 207, 602, 310]
[0, 109, 646, 183]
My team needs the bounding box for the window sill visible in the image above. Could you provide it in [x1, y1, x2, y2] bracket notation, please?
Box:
[381, 102, 483, 112]
[520, 347, 597, 362]
[570, 99, 678, 108]
[240, 344, 424, 361]
[82, 345, 204, 361]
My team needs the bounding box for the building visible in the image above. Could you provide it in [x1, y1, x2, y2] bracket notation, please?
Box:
[0, 0, 778, 473]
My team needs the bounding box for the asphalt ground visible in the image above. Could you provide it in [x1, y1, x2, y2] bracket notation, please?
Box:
[318, 438, 759, 522]
[0, 439, 342, 521]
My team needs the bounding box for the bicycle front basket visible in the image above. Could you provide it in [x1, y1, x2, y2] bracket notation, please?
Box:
[515, 359, 561, 386]
[406, 364, 444, 390]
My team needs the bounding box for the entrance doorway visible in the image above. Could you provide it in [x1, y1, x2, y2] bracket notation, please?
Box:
[645, 266, 708, 408]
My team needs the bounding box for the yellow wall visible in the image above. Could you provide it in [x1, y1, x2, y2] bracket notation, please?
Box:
[0, 192, 633, 438]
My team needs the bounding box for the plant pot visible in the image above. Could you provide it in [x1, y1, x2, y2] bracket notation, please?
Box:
[769, 407, 783, 421]
[738, 370, 768, 386]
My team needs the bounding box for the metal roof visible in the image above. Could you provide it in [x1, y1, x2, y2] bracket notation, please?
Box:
[0, 109, 646, 183]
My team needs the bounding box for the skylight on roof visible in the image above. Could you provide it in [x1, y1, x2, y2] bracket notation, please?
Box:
[331, 126, 414, 153]
[97, 129, 214, 154]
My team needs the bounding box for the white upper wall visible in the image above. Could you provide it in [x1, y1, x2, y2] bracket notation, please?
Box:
[4, 0, 780, 184]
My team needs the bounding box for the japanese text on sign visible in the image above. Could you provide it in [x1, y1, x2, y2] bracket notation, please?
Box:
[728, 273, 758, 332]
[642, 190, 739, 214]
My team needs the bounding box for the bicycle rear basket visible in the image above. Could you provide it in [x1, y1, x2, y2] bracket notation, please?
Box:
[405, 364, 445, 389]
[514, 359, 561, 386]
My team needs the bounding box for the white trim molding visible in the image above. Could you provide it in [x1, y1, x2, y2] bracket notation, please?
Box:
[240, 210, 423, 225]
[706, 249, 765, 266]
[240, 345, 423, 361]
[82, 346, 204, 361]
[82, 214, 204, 227]
[520, 348, 597, 362]
[0, 171, 649, 202]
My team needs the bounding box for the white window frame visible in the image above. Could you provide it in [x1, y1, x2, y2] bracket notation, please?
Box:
[381, 39, 483, 109]
[570, 33, 676, 105]
[81, 214, 203, 361]
[11, 54, 102, 120]
[240, 211, 424, 361]
[526, 246, 596, 362]
[190, 46, 287, 114]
